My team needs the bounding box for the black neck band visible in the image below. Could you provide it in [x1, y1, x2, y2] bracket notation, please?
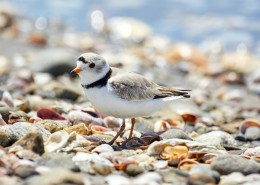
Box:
[81, 68, 112, 89]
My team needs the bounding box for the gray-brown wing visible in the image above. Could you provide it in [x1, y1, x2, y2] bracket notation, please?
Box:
[108, 72, 190, 101]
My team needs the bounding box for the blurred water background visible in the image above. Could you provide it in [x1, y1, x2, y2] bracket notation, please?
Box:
[2, 0, 260, 54]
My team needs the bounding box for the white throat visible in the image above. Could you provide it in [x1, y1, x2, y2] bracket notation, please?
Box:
[79, 65, 110, 85]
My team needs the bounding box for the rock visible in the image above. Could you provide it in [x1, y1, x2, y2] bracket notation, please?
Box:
[36, 120, 68, 133]
[26, 168, 84, 185]
[0, 129, 9, 146]
[187, 174, 216, 185]
[53, 86, 80, 101]
[38, 153, 79, 171]
[219, 172, 246, 185]
[211, 154, 260, 175]
[14, 164, 37, 179]
[0, 106, 11, 123]
[4, 122, 50, 144]
[125, 164, 144, 176]
[12, 131, 44, 155]
[189, 165, 220, 184]
[194, 131, 238, 149]
[160, 129, 190, 140]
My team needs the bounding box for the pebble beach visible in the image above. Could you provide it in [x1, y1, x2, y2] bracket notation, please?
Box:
[1, 1, 260, 185]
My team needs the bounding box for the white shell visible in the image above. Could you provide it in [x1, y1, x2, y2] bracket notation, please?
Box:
[44, 130, 69, 153]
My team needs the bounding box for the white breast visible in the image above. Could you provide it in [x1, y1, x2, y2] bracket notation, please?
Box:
[83, 86, 167, 118]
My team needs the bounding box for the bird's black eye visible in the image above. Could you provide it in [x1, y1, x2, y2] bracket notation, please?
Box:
[89, 63, 95, 68]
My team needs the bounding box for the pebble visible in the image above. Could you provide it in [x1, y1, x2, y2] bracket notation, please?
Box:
[244, 127, 260, 140]
[0, 129, 9, 146]
[26, 168, 84, 185]
[4, 122, 50, 144]
[160, 128, 190, 140]
[11, 131, 44, 155]
[37, 120, 68, 133]
[211, 154, 260, 175]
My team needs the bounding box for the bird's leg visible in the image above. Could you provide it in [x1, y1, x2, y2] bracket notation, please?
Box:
[128, 118, 136, 140]
[108, 118, 126, 145]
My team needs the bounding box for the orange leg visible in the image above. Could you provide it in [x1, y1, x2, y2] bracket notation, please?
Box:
[108, 118, 126, 145]
[128, 118, 136, 140]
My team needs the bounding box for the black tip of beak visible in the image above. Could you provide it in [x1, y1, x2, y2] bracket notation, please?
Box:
[70, 70, 77, 77]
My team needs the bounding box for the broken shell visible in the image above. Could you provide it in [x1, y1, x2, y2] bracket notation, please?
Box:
[178, 158, 199, 171]
[44, 130, 69, 153]
[160, 145, 188, 160]
[8, 111, 29, 124]
[154, 120, 171, 132]
[112, 156, 137, 171]
[64, 123, 89, 135]
[89, 124, 115, 136]
[68, 110, 104, 126]
[181, 113, 197, 125]
[239, 119, 260, 134]
[140, 132, 162, 145]
[152, 160, 168, 169]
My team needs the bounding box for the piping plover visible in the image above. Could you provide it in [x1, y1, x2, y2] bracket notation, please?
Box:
[71, 53, 190, 144]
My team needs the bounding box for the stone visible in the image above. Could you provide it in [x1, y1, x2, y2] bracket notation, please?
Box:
[12, 131, 44, 155]
[37, 152, 79, 171]
[14, 165, 37, 179]
[4, 122, 50, 144]
[160, 129, 190, 140]
[211, 154, 260, 175]
[0, 129, 9, 146]
[36, 120, 68, 133]
[26, 168, 84, 185]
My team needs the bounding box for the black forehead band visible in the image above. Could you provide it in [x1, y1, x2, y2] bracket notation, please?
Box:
[78, 56, 87, 64]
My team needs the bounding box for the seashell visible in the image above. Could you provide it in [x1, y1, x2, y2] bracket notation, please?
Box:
[160, 129, 190, 140]
[178, 158, 199, 171]
[15, 149, 40, 160]
[1, 91, 14, 108]
[8, 111, 29, 124]
[64, 123, 89, 135]
[61, 134, 94, 152]
[122, 130, 141, 139]
[112, 156, 137, 171]
[198, 153, 217, 164]
[147, 138, 206, 156]
[92, 144, 114, 153]
[44, 130, 69, 153]
[154, 120, 171, 132]
[152, 160, 168, 169]
[160, 145, 188, 160]
[103, 116, 122, 128]
[239, 119, 260, 134]
[181, 113, 197, 125]
[89, 124, 116, 136]
[37, 108, 65, 120]
[27, 33, 47, 45]
[72, 152, 114, 166]
[68, 110, 105, 126]
[244, 146, 260, 156]
[125, 164, 144, 176]
[140, 132, 162, 145]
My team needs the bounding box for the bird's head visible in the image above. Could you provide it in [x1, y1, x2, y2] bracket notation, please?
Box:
[71, 53, 110, 84]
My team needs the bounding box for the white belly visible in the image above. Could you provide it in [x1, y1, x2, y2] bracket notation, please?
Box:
[83, 86, 166, 118]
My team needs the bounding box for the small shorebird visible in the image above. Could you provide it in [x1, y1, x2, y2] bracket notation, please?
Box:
[71, 53, 190, 145]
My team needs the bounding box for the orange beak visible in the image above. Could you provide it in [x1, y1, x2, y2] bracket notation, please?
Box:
[70, 67, 81, 76]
